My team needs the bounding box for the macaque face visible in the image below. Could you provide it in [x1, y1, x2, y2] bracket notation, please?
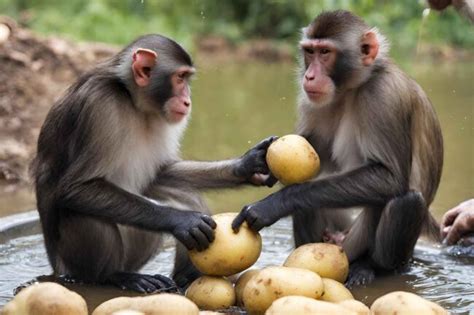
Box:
[163, 66, 195, 123]
[300, 39, 337, 107]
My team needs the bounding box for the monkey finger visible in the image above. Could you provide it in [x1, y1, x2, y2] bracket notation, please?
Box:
[139, 276, 163, 293]
[202, 215, 217, 229]
[254, 136, 278, 150]
[153, 274, 179, 291]
[190, 227, 210, 251]
[245, 210, 260, 231]
[199, 222, 215, 243]
[249, 218, 265, 232]
[264, 174, 278, 187]
[232, 207, 250, 232]
[180, 234, 198, 251]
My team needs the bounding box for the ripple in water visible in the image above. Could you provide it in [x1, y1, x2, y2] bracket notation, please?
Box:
[0, 218, 473, 314]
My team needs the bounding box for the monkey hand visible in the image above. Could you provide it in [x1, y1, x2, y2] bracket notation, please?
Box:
[234, 136, 278, 187]
[231, 193, 287, 232]
[171, 211, 217, 251]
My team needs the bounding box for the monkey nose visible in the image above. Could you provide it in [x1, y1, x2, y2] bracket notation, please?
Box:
[183, 99, 191, 107]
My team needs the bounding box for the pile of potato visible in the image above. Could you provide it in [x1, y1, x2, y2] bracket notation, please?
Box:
[185, 212, 262, 310]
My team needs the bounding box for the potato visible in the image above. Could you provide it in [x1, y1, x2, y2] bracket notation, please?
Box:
[338, 300, 371, 315]
[265, 296, 356, 315]
[92, 294, 199, 315]
[320, 278, 354, 302]
[111, 311, 145, 315]
[266, 134, 320, 185]
[2, 282, 88, 315]
[284, 243, 349, 283]
[370, 291, 447, 315]
[235, 269, 260, 306]
[185, 276, 235, 310]
[242, 266, 324, 314]
[189, 212, 262, 276]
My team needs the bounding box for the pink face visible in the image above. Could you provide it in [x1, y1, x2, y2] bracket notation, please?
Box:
[300, 39, 337, 106]
[164, 66, 194, 123]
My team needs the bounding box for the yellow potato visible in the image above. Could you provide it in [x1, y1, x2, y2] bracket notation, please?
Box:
[111, 311, 145, 315]
[2, 282, 88, 315]
[370, 291, 447, 315]
[320, 278, 354, 302]
[338, 300, 371, 315]
[266, 134, 320, 185]
[265, 296, 357, 315]
[235, 269, 260, 306]
[92, 294, 199, 315]
[284, 243, 349, 283]
[242, 266, 324, 314]
[189, 212, 262, 276]
[185, 276, 235, 310]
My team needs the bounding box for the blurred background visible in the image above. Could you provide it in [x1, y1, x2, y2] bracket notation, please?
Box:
[0, 0, 473, 218]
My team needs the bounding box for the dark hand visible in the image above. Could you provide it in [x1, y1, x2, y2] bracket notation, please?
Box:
[232, 193, 286, 232]
[234, 136, 278, 187]
[172, 211, 216, 251]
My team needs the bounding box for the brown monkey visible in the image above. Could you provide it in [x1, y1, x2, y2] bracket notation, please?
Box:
[31, 34, 275, 293]
[233, 11, 443, 286]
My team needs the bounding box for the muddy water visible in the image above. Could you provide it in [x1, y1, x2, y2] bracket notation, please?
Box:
[1, 216, 473, 313]
[0, 60, 473, 313]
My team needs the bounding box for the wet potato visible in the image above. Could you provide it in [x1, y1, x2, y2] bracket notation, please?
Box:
[284, 243, 349, 283]
[235, 269, 261, 306]
[265, 296, 357, 315]
[2, 282, 88, 315]
[185, 276, 236, 310]
[242, 266, 324, 314]
[189, 213, 262, 276]
[320, 278, 354, 302]
[337, 300, 371, 315]
[92, 294, 199, 315]
[370, 291, 448, 315]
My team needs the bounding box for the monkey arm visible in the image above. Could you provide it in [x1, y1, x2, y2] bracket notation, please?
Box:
[154, 136, 277, 189]
[56, 178, 216, 250]
[232, 162, 406, 232]
[155, 160, 246, 189]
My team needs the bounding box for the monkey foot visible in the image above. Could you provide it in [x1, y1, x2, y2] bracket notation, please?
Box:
[345, 261, 375, 288]
[106, 272, 180, 294]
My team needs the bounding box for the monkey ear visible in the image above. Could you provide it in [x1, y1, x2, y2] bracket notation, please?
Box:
[132, 48, 158, 87]
[361, 31, 379, 66]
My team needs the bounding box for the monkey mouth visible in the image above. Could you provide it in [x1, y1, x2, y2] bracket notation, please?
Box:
[305, 90, 325, 100]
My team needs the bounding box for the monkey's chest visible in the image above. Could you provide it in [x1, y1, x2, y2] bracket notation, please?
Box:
[331, 117, 365, 172]
[107, 133, 179, 194]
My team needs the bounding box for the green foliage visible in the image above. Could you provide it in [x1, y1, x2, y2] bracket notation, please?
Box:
[1, 0, 472, 53]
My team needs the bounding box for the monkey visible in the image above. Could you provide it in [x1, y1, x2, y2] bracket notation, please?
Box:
[232, 10, 443, 286]
[31, 34, 276, 293]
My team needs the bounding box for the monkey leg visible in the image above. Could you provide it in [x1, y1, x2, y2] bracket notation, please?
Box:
[171, 242, 202, 289]
[56, 214, 177, 293]
[346, 192, 426, 287]
[370, 190, 426, 270]
[343, 208, 380, 287]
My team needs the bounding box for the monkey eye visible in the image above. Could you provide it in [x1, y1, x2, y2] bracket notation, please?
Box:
[320, 48, 330, 55]
[303, 47, 315, 55]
